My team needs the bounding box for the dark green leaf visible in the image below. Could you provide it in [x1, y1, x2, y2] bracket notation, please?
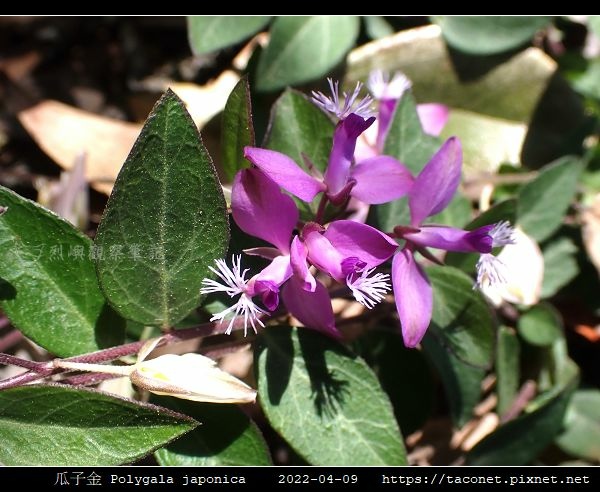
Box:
[353, 331, 434, 435]
[153, 397, 271, 466]
[362, 16, 394, 40]
[187, 16, 271, 55]
[427, 266, 495, 368]
[256, 17, 360, 92]
[264, 89, 334, 173]
[256, 327, 406, 465]
[518, 303, 563, 347]
[221, 75, 254, 182]
[95, 90, 229, 328]
[433, 16, 552, 55]
[0, 384, 196, 465]
[541, 236, 579, 298]
[555, 389, 600, 461]
[0, 186, 124, 357]
[496, 326, 521, 416]
[422, 333, 485, 426]
[467, 361, 578, 465]
[517, 157, 583, 242]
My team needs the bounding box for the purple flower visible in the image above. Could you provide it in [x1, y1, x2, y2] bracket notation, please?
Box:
[356, 70, 449, 161]
[227, 168, 397, 338]
[390, 137, 514, 347]
[244, 80, 413, 208]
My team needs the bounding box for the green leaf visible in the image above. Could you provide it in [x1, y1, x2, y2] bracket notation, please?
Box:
[441, 108, 526, 174]
[517, 157, 583, 242]
[572, 59, 600, 100]
[433, 16, 552, 55]
[467, 361, 578, 465]
[353, 331, 434, 435]
[518, 303, 563, 347]
[427, 266, 495, 368]
[256, 327, 406, 465]
[187, 16, 271, 55]
[496, 326, 521, 416]
[153, 398, 271, 466]
[95, 90, 229, 328]
[383, 92, 441, 174]
[0, 186, 124, 357]
[256, 16, 360, 92]
[0, 384, 196, 465]
[346, 29, 585, 170]
[221, 75, 254, 182]
[264, 89, 334, 173]
[541, 236, 579, 298]
[429, 192, 472, 228]
[422, 333, 486, 426]
[362, 16, 394, 40]
[555, 389, 600, 461]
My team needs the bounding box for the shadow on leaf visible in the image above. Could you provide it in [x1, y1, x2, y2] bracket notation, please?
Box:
[297, 329, 350, 419]
[0, 277, 16, 300]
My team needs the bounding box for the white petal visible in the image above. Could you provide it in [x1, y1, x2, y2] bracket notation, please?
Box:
[131, 353, 257, 404]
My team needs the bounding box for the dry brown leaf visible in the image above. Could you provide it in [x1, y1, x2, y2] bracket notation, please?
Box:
[18, 73, 240, 195]
[582, 193, 600, 273]
[18, 100, 141, 195]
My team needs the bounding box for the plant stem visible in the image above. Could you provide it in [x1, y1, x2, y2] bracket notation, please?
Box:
[0, 330, 22, 352]
[0, 353, 49, 372]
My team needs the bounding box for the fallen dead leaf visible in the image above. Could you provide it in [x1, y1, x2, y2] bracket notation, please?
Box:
[18, 72, 241, 195]
[18, 100, 141, 195]
[582, 193, 600, 273]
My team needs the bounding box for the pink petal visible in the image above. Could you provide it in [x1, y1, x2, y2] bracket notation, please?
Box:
[324, 220, 398, 267]
[375, 98, 397, 151]
[409, 137, 462, 226]
[232, 168, 297, 254]
[404, 225, 493, 253]
[282, 277, 342, 340]
[249, 255, 293, 291]
[349, 156, 414, 204]
[304, 231, 345, 281]
[417, 103, 449, 137]
[290, 236, 316, 292]
[244, 147, 325, 202]
[324, 114, 374, 196]
[392, 249, 433, 348]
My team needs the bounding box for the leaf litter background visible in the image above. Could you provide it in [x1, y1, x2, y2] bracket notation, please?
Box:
[0, 16, 600, 466]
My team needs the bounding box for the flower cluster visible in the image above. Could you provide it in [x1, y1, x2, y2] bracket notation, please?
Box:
[202, 72, 514, 348]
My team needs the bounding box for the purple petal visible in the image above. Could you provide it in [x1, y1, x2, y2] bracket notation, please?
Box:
[324, 113, 375, 196]
[375, 98, 397, 151]
[392, 249, 432, 348]
[243, 247, 282, 260]
[349, 156, 414, 204]
[290, 236, 316, 292]
[244, 146, 325, 202]
[304, 231, 344, 281]
[405, 225, 494, 253]
[282, 277, 342, 340]
[232, 168, 297, 253]
[409, 137, 462, 226]
[416, 103, 449, 137]
[249, 255, 293, 292]
[248, 255, 293, 311]
[323, 220, 398, 267]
